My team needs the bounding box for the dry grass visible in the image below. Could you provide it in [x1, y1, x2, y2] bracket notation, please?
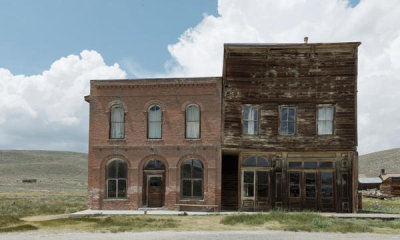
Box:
[360, 197, 400, 214]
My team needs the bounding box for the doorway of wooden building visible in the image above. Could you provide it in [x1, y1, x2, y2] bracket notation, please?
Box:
[147, 175, 163, 207]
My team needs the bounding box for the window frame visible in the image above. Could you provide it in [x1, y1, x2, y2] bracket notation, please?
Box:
[279, 106, 296, 136]
[240, 154, 271, 201]
[181, 159, 204, 200]
[109, 105, 125, 139]
[147, 105, 162, 139]
[106, 159, 127, 199]
[317, 104, 335, 136]
[242, 105, 260, 136]
[185, 104, 201, 139]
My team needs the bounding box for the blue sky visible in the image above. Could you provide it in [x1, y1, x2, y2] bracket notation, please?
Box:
[0, 0, 218, 76]
[2, 0, 400, 155]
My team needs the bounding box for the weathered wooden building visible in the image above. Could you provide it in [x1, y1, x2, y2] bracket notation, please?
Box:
[85, 41, 360, 213]
[380, 172, 400, 196]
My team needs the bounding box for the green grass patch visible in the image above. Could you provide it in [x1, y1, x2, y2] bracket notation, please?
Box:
[360, 197, 400, 214]
[0, 215, 38, 232]
[220, 211, 400, 233]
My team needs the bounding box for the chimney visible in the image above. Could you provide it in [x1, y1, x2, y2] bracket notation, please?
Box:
[381, 169, 386, 175]
[304, 37, 308, 44]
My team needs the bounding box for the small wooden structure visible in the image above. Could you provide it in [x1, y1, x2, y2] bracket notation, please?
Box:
[358, 177, 381, 190]
[380, 171, 400, 195]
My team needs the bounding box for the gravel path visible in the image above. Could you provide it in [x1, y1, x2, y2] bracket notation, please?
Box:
[3, 230, 400, 240]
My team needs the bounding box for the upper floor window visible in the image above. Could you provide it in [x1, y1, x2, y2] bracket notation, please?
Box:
[318, 106, 333, 135]
[280, 106, 296, 135]
[186, 105, 200, 139]
[148, 105, 162, 139]
[110, 106, 124, 139]
[106, 159, 127, 198]
[243, 106, 258, 135]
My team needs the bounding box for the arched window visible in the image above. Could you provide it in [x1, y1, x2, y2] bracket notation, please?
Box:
[110, 106, 124, 139]
[148, 105, 162, 139]
[144, 160, 165, 170]
[181, 159, 203, 199]
[186, 105, 200, 139]
[106, 159, 127, 198]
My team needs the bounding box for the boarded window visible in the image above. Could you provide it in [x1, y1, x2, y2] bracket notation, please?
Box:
[148, 105, 162, 139]
[280, 107, 296, 135]
[186, 105, 200, 139]
[243, 106, 258, 135]
[110, 106, 124, 139]
[318, 106, 333, 135]
[181, 159, 203, 199]
[106, 160, 127, 198]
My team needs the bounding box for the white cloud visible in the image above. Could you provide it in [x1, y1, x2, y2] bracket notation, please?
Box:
[164, 0, 400, 154]
[0, 50, 126, 151]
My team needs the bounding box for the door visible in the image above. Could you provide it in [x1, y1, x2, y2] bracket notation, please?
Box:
[319, 171, 335, 211]
[302, 172, 317, 210]
[147, 175, 163, 207]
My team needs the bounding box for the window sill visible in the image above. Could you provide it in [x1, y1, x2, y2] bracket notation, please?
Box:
[103, 198, 128, 201]
[178, 199, 205, 202]
[184, 138, 202, 142]
[147, 139, 163, 142]
[108, 139, 126, 144]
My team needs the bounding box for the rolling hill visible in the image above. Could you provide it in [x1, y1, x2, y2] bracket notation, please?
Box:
[0, 150, 87, 192]
[359, 148, 400, 177]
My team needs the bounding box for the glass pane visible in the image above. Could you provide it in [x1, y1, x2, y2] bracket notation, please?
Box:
[107, 180, 116, 198]
[253, 108, 258, 120]
[280, 122, 288, 135]
[186, 122, 200, 138]
[118, 180, 126, 198]
[320, 162, 334, 169]
[318, 120, 325, 135]
[244, 183, 254, 197]
[305, 173, 316, 185]
[288, 108, 295, 121]
[145, 160, 165, 170]
[243, 120, 249, 134]
[289, 172, 300, 184]
[322, 172, 333, 185]
[192, 160, 203, 178]
[193, 180, 203, 197]
[257, 171, 268, 184]
[257, 157, 269, 167]
[244, 171, 254, 184]
[258, 184, 268, 197]
[318, 107, 326, 120]
[290, 185, 300, 198]
[148, 122, 161, 138]
[281, 107, 288, 121]
[306, 186, 316, 199]
[288, 162, 302, 169]
[117, 161, 127, 178]
[242, 156, 256, 166]
[182, 161, 192, 178]
[149, 177, 162, 186]
[253, 121, 258, 134]
[321, 186, 333, 198]
[326, 107, 333, 120]
[304, 162, 318, 168]
[288, 122, 295, 135]
[244, 106, 250, 120]
[182, 180, 191, 197]
[107, 161, 117, 178]
[186, 105, 200, 121]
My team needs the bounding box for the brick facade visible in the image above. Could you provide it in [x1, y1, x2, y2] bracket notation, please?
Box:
[86, 78, 222, 210]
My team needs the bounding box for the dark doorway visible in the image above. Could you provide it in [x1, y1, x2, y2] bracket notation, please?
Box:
[147, 175, 163, 207]
[221, 154, 239, 211]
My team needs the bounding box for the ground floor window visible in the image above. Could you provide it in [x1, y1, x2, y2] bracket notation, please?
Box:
[106, 159, 127, 198]
[181, 159, 203, 199]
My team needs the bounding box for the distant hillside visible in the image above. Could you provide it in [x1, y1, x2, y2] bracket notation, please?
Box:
[0, 150, 87, 192]
[359, 148, 400, 177]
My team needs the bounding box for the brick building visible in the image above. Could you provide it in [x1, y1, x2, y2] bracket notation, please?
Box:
[85, 41, 360, 212]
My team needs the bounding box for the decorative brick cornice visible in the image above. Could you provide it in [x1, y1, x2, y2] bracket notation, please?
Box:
[95, 82, 216, 89]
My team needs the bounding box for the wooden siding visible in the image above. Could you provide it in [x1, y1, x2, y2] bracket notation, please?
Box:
[222, 43, 359, 152]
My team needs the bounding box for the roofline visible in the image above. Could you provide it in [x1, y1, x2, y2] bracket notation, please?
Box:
[90, 76, 221, 83]
[224, 42, 361, 48]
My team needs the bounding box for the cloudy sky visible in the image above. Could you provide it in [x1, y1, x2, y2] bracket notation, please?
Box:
[0, 0, 399, 155]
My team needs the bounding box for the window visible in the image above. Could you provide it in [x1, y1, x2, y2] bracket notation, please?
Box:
[106, 160, 127, 198]
[280, 107, 296, 135]
[110, 106, 124, 139]
[289, 172, 300, 198]
[321, 172, 334, 198]
[243, 106, 258, 135]
[305, 173, 316, 199]
[186, 105, 200, 139]
[318, 106, 334, 135]
[241, 156, 270, 199]
[181, 159, 203, 199]
[144, 160, 165, 170]
[148, 105, 162, 139]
